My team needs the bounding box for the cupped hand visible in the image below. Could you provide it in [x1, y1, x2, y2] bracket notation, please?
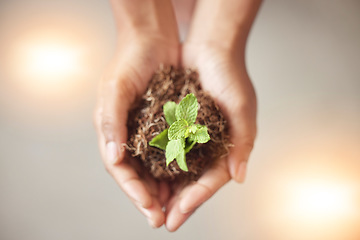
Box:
[94, 35, 257, 231]
[94, 33, 179, 228]
[164, 43, 257, 231]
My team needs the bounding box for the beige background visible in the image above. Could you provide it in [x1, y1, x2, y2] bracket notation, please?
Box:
[0, 0, 359, 239]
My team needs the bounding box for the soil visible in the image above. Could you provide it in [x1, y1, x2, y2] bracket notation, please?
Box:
[126, 65, 231, 181]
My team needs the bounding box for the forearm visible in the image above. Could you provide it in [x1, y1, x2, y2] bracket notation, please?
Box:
[110, 0, 179, 43]
[186, 0, 262, 55]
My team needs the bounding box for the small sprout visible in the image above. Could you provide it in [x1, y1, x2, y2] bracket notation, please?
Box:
[149, 93, 211, 171]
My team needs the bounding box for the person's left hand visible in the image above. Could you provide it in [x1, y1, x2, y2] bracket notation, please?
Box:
[164, 42, 257, 231]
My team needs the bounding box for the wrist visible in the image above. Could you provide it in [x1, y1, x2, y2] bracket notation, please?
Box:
[186, 34, 247, 59]
[182, 41, 247, 73]
[111, 0, 179, 45]
[116, 30, 180, 55]
[185, 0, 262, 59]
[183, 40, 246, 64]
[186, 17, 251, 58]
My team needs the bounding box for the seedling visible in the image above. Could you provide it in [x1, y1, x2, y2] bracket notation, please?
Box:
[149, 93, 211, 171]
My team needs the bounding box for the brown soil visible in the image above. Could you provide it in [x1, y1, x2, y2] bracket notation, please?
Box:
[126, 65, 231, 181]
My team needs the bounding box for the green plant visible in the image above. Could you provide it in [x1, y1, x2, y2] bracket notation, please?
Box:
[149, 93, 210, 171]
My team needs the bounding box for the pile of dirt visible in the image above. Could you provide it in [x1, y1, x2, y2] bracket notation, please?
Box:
[126, 65, 231, 181]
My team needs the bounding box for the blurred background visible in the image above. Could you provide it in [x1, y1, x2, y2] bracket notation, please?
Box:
[0, 0, 359, 239]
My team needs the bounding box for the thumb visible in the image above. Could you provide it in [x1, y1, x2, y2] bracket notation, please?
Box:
[94, 78, 135, 166]
[227, 106, 256, 183]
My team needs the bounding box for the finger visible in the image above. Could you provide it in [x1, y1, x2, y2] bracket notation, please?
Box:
[94, 77, 136, 165]
[158, 181, 170, 207]
[165, 198, 195, 232]
[164, 184, 184, 232]
[228, 139, 252, 183]
[165, 191, 193, 232]
[179, 160, 230, 214]
[134, 196, 165, 228]
[227, 103, 256, 183]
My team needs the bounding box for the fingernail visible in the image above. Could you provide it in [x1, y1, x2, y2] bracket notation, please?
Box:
[179, 197, 193, 214]
[106, 141, 118, 164]
[236, 161, 247, 183]
[135, 197, 151, 209]
[179, 202, 190, 214]
[230, 159, 238, 180]
[147, 218, 156, 228]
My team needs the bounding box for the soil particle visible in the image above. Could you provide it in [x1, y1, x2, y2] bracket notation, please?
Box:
[126, 65, 231, 181]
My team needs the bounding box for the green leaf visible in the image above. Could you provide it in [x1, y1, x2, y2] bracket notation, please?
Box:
[193, 125, 210, 143]
[165, 139, 184, 166]
[176, 148, 188, 172]
[168, 119, 188, 140]
[175, 93, 198, 124]
[163, 101, 177, 125]
[149, 129, 169, 150]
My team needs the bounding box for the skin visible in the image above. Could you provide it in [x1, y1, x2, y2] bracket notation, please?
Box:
[94, 0, 261, 231]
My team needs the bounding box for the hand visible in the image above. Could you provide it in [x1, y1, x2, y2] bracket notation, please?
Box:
[164, 42, 257, 231]
[93, 33, 179, 228]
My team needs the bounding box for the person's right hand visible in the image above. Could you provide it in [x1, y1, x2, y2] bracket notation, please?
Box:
[93, 32, 179, 228]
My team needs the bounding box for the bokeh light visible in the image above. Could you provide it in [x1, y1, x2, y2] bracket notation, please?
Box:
[10, 33, 85, 97]
[286, 179, 356, 222]
[263, 153, 359, 240]
[24, 43, 79, 79]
